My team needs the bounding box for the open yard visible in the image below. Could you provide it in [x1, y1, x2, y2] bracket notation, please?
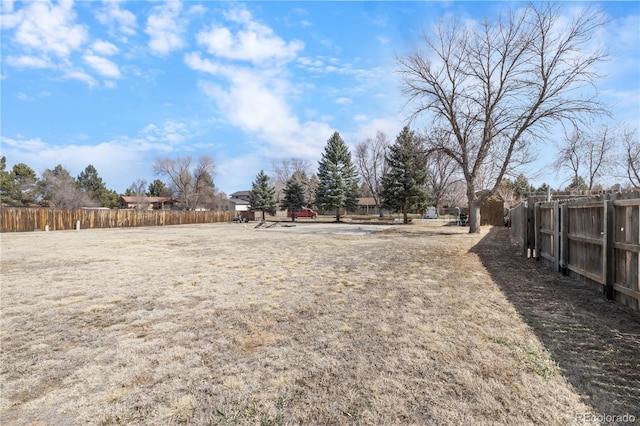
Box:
[1, 222, 638, 425]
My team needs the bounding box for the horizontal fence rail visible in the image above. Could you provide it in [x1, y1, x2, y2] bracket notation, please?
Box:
[510, 192, 640, 311]
[0, 208, 232, 233]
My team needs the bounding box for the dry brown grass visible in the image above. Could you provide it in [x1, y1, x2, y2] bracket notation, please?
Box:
[1, 222, 637, 425]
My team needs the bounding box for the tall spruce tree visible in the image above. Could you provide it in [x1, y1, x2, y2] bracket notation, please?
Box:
[77, 164, 118, 207]
[381, 126, 428, 224]
[315, 131, 360, 222]
[280, 177, 306, 221]
[249, 170, 277, 220]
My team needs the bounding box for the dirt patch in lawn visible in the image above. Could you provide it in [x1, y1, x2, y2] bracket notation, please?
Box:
[1, 223, 637, 425]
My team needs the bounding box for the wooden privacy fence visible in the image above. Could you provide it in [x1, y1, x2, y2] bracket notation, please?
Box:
[510, 193, 640, 311]
[0, 208, 232, 233]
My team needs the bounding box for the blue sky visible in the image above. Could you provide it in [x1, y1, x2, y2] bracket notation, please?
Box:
[1, 1, 639, 195]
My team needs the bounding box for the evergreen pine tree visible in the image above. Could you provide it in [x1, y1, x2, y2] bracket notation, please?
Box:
[280, 177, 306, 221]
[148, 179, 171, 197]
[381, 126, 428, 224]
[249, 170, 277, 220]
[316, 131, 360, 221]
[77, 165, 115, 207]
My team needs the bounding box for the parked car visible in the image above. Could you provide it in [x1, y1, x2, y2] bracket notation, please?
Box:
[287, 207, 318, 219]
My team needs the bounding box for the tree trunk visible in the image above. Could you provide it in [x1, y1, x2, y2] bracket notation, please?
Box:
[466, 184, 482, 233]
[468, 197, 482, 233]
[403, 205, 408, 224]
[336, 208, 341, 222]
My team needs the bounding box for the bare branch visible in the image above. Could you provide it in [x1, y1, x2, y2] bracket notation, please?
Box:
[396, 3, 609, 232]
[355, 131, 389, 212]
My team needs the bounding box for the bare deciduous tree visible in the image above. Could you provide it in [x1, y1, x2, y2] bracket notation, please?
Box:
[153, 155, 216, 210]
[271, 158, 312, 188]
[355, 131, 389, 216]
[553, 125, 615, 191]
[128, 179, 148, 210]
[397, 3, 608, 232]
[425, 130, 463, 213]
[621, 127, 640, 188]
[271, 158, 314, 203]
[39, 164, 95, 208]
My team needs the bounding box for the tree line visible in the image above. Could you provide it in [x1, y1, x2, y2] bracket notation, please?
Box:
[0, 159, 120, 209]
[0, 155, 218, 211]
[2, 4, 638, 233]
[252, 128, 441, 224]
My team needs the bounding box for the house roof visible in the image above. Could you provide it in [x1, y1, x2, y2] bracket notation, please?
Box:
[358, 197, 377, 206]
[230, 190, 251, 198]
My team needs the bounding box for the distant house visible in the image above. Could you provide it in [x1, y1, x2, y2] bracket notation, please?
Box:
[215, 190, 251, 215]
[227, 198, 250, 212]
[229, 191, 251, 202]
[356, 197, 380, 215]
[119, 196, 175, 210]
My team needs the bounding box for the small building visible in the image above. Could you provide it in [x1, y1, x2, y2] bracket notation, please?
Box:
[480, 192, 505, 226]
[119, 196, 175, 210]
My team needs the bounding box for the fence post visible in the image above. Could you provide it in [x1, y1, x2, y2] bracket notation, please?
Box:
[603, 200, 614, 300]
[521, 205, 528, 258]
[534, 203, 541, 261]
[553, 201, 560, 272]
[561, 203, 569, 275]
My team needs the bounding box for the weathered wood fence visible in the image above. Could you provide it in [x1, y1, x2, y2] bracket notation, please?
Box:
[510, 192, 640, 311]
[0, 208, 232, 233]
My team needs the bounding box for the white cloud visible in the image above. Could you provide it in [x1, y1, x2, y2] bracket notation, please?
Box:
[6, 55, 52, 69]
[3, 0, 88, 57]
[95, 0, 137, 39]
[350, 115, 404, 148]
[192, 62, 331, 159]
[0, 1, 118, 87]
[60, 68, 97, 87]
[1, 135, 153, 192]
[1, 0, 14, 14]
[91, 40, 119, 56]
[335, 97, 352, 105]
[188, 4, 207, 16]
[196, 7, 304, 65]
[185, 4, 334, 162]
[83, 54, 121, 79]
[140, 120, 192, 146]
[145, 1, 186, 56]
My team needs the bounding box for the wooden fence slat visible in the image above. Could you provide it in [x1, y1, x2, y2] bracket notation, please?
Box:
[0, 208, 232, 233]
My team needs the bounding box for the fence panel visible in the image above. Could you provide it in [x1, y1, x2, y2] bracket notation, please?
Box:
[509, 193, 639, 311]
[537, 202, 559, 269]
[0, 208, 232, 233]
[566, 201, 606, 284]
[612, 199, 640, 310]
[510, 203, 528, 257]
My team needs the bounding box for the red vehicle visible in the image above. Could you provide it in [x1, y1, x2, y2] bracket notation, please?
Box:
[287, 207, 318, 219]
